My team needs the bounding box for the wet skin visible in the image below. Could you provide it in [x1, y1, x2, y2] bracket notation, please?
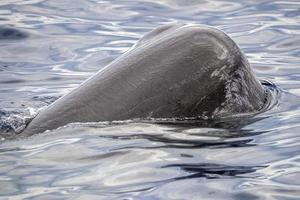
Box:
[22, 23, 267, 136]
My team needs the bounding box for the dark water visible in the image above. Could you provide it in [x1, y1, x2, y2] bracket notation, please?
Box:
[0, 0, 300, 199]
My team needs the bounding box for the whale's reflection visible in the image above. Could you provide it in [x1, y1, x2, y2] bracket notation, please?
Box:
[163, 163, 265, 180]
[97, 116, 268, 150]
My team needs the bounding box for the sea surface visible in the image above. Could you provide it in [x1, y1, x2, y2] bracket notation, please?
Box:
[0, 0, 300, 199]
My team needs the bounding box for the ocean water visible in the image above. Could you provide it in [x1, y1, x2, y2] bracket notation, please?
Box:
[0, 0, 300, 199]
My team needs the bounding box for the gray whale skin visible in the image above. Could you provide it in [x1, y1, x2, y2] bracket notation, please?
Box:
[22, 23, 267, 136]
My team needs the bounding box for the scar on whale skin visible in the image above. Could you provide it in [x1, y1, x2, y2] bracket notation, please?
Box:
[22, 23, 269, 136]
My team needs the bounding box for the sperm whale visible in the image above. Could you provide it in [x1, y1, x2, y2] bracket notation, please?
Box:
[22, 23, 268, 136]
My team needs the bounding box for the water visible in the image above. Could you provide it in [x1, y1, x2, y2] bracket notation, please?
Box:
[0, 0, 300, 199]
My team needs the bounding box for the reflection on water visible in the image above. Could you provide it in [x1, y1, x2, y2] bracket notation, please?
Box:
[0, 26, 28, 40]
[0, 0, 300, 199]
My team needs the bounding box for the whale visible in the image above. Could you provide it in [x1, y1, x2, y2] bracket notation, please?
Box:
[22, 23, 268, 136]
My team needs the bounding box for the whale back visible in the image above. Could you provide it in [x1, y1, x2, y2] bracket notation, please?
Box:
[22, 23, 267, 136]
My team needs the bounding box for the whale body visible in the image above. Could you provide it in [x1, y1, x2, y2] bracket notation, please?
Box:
[22, 23, 267, 136]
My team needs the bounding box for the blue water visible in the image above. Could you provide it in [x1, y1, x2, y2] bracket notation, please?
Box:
[0, 0, 300, 199]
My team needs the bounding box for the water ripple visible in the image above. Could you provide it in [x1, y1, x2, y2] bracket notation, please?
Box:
[0, 0, 300, 199]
